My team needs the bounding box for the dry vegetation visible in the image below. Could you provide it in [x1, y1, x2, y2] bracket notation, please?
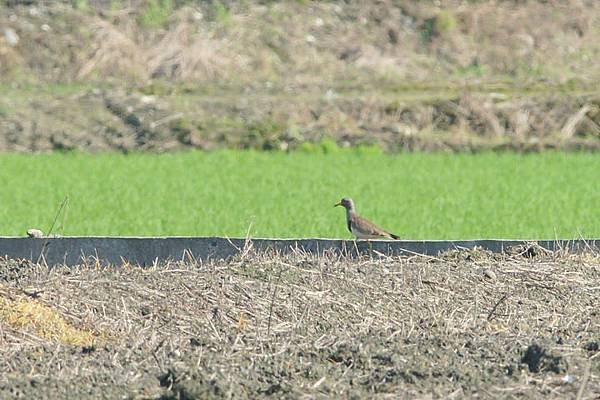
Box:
[0, 0, 600, 152]
[2, 0, 599, 85]
[0, 247, 598, 398]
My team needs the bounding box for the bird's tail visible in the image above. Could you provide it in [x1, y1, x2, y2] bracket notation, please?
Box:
[389, 233, 401, 240]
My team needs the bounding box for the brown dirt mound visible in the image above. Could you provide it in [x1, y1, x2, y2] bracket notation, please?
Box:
[0, 250, 598, 398]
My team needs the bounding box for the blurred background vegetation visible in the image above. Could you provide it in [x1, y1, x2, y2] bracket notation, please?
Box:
[0, 0, 599, 153]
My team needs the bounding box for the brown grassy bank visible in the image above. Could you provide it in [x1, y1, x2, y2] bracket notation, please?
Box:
[0, 0, 599, 152]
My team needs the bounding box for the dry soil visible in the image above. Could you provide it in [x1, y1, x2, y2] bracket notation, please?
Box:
[0, 247, 598, 399]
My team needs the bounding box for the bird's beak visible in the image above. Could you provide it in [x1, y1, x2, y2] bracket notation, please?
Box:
[334, 201, 341, 207]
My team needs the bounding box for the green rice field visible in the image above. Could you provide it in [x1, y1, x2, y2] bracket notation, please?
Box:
[0, 151, 599, 239]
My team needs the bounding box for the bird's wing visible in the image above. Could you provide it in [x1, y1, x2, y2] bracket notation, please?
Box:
[353, 214, 396, 239]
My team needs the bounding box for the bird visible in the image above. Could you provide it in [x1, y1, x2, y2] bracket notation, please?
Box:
[334, 197, 400, 240]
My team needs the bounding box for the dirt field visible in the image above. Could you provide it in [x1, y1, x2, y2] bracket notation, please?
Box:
[0, 247, 598, 399]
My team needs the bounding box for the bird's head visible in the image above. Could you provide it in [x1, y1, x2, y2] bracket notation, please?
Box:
[334, 197, 355, 211]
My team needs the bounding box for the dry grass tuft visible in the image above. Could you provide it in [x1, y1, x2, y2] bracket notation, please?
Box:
[0, 287, 99, 347]
[77, 20, 145, 81]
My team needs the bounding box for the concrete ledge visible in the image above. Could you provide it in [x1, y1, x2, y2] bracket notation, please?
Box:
[0, 237, 598, 266]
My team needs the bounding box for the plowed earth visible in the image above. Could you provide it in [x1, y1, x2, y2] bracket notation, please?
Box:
[0, 247, 598, 399]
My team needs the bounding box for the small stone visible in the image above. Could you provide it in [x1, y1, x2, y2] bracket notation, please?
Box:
[140, 306, 152, 316]
[324, 89, 336, 101]
[482, 269, 497, 280]
[140, 95, 156, 104]
[22, 287, 44, 298]
[2, 28, 19, 46]
[26, 228, 44, 238]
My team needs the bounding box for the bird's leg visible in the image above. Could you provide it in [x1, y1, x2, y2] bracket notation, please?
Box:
[352, 238, 359, 258]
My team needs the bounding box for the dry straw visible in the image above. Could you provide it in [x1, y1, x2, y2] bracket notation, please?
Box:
[0, 245, 598, 397]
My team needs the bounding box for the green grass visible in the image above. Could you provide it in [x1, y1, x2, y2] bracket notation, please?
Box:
[138, 0, 173, 28]
[0, 151, 599, 239]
